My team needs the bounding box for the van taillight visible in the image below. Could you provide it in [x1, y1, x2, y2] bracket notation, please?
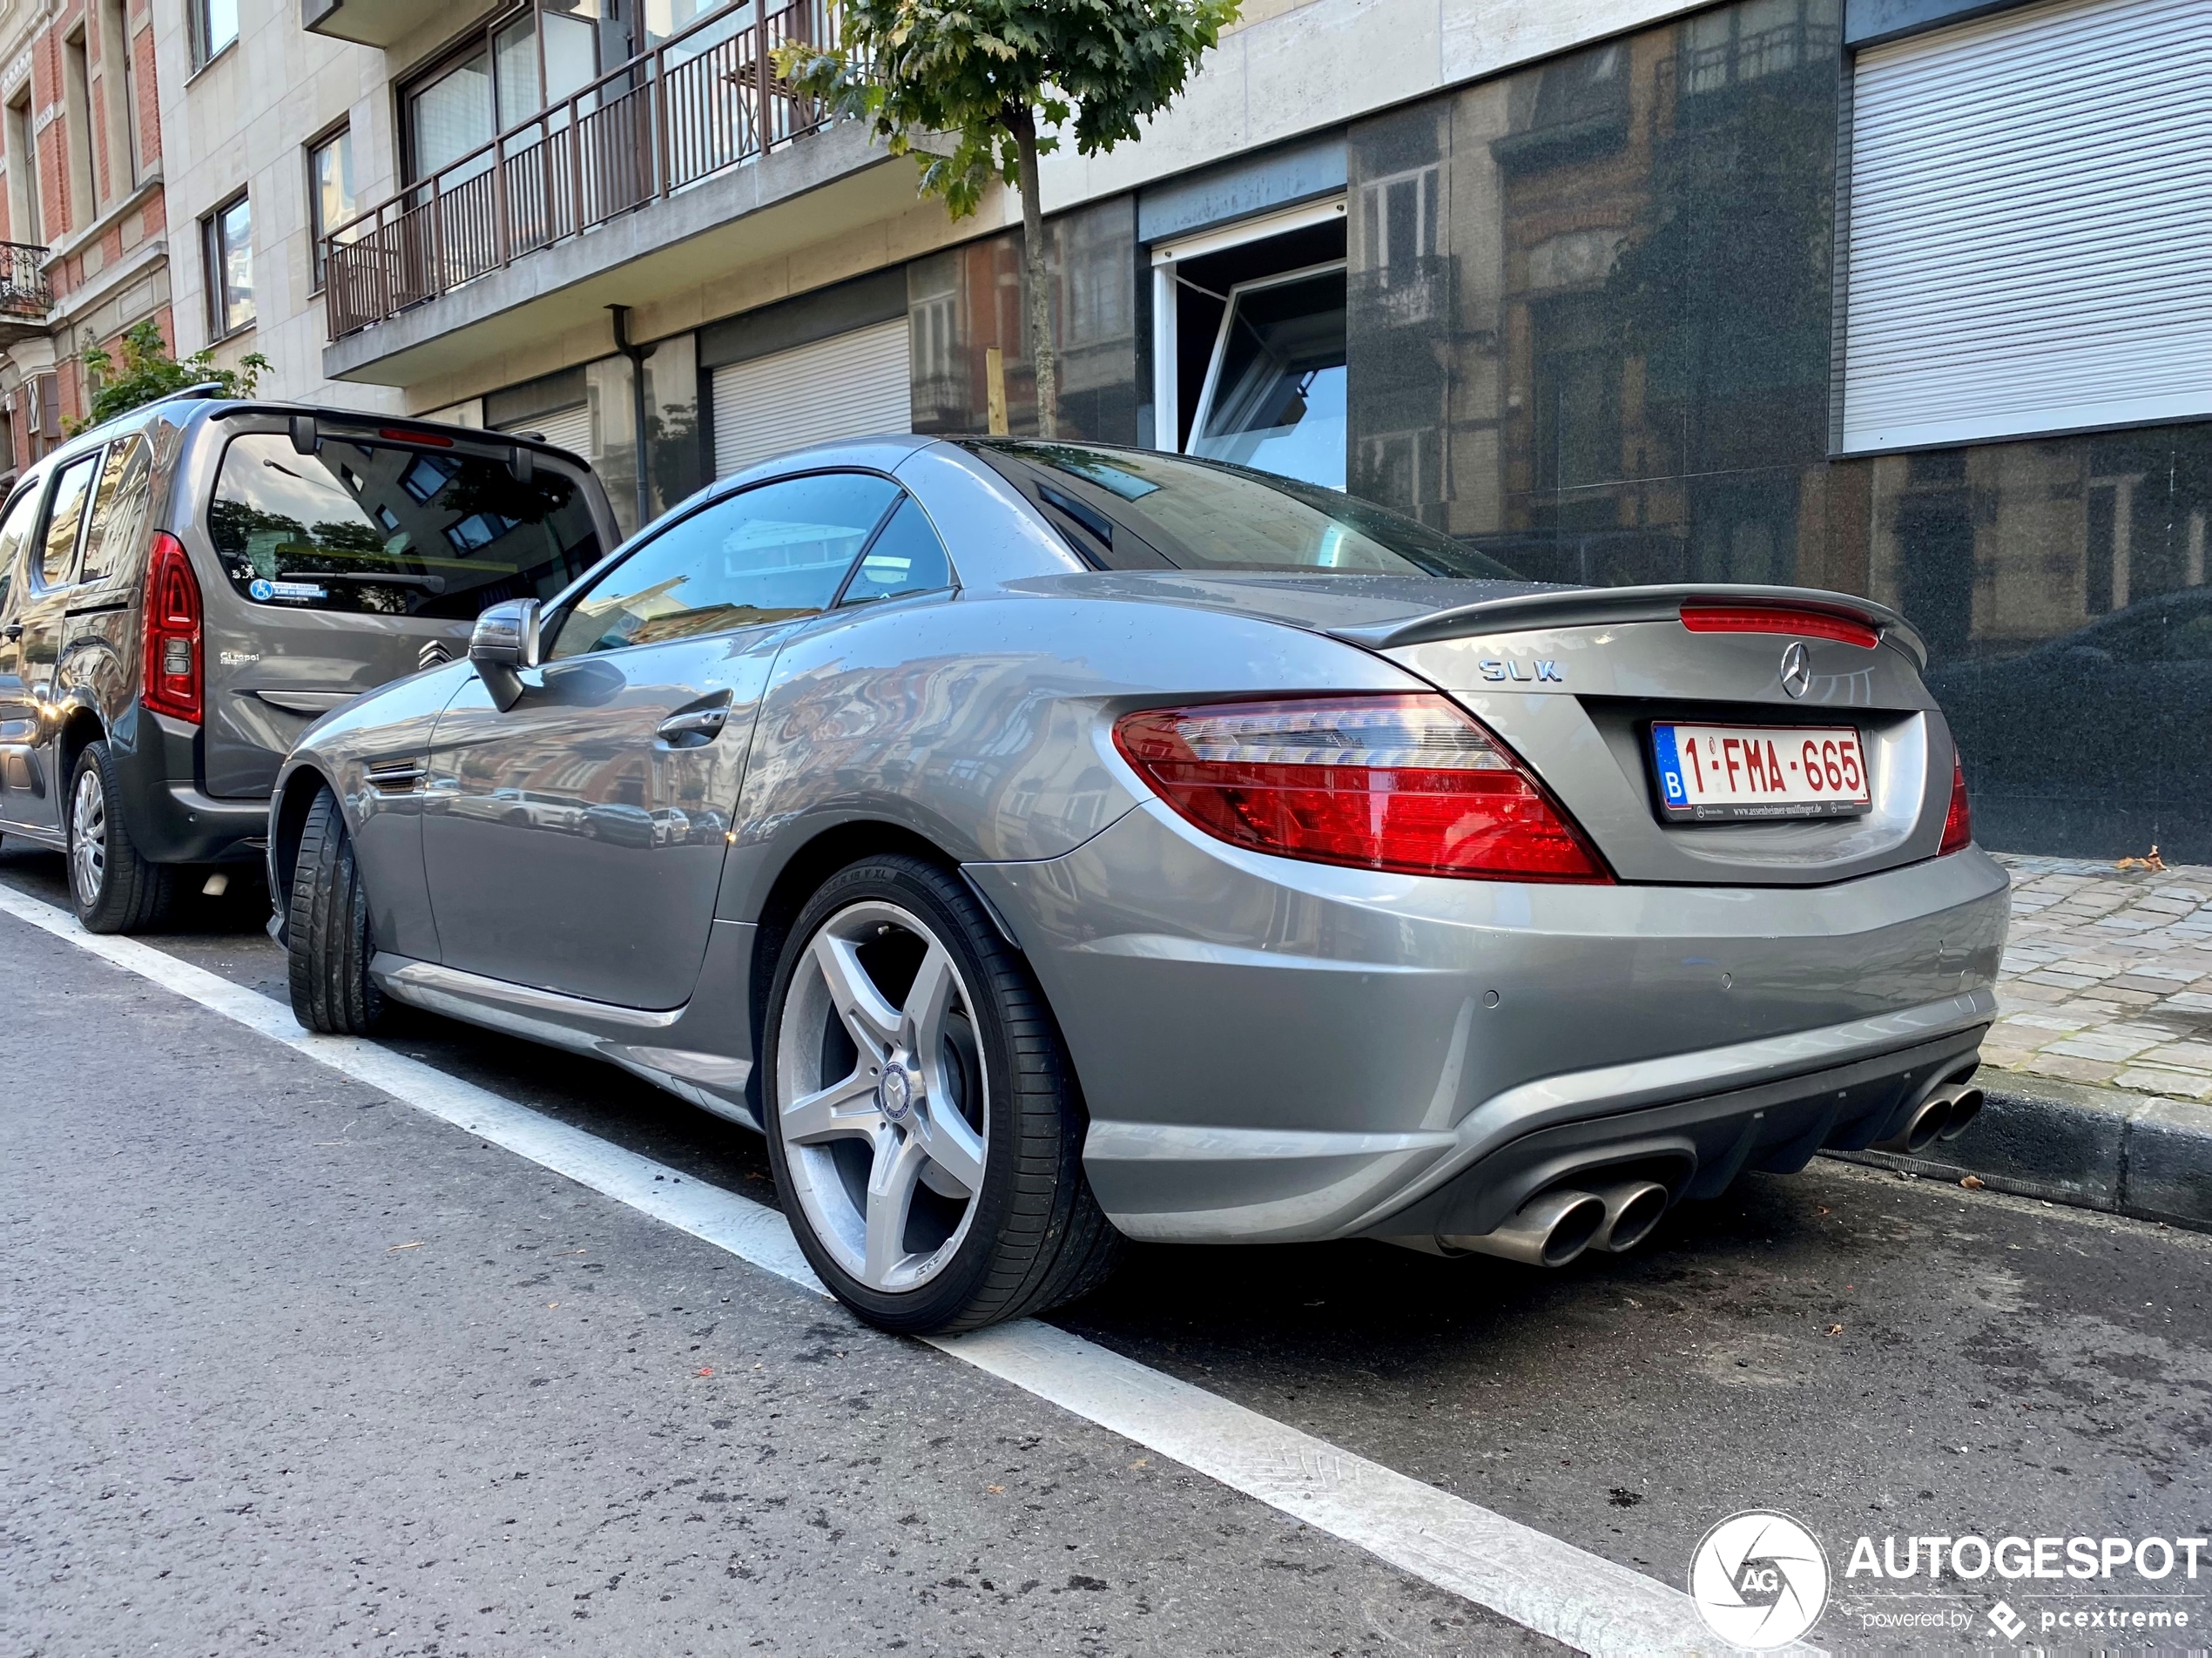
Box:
[142, 532, 202, 725]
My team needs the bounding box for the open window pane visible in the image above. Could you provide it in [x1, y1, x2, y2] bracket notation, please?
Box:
[1189, 267, 1348, 489]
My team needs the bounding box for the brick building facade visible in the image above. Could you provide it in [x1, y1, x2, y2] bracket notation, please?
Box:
[0, 0, 167, 481]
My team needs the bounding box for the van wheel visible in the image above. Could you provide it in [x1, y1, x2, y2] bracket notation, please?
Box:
[287, 786, 387, 1035]
[763, 853, 1122, 1335]
[68, 742, 173, 933]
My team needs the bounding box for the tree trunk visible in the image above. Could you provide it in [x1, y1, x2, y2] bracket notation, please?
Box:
[1010, 106, 1056, 440]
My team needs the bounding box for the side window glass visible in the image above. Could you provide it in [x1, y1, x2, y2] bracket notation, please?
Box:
[0, 485, 37, 616]
[550, 472, 901, 657]
[79, 435, 154, 583]
[38, 452, 102, 589]
[840, 495, 953, 606]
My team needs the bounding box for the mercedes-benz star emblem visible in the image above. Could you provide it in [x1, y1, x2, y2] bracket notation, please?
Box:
[877, 1064, 914, 1123]
[1778, 641, 1811, 699]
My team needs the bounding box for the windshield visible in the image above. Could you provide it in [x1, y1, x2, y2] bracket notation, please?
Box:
[209, 432, 604, 618]
[967, 441, 1521, 580]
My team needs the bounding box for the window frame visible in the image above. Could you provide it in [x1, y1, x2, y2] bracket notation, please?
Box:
[190, 0, 239, 71]
[306, 121, 355, 295]
[396, 1, 611, 187]
[544, 467, 922, 659]
[202, 190, 255, 340]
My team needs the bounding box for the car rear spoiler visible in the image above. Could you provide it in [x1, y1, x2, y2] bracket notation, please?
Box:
[1327, 583, 1927, 669]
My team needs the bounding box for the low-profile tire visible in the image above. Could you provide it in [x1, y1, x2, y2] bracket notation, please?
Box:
[287, 785, 388, 1035]
[67, 740, 173, 933]
[763, 853, 1121, 1335]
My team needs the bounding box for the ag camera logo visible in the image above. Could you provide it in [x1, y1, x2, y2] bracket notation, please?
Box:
[1690, 1510, 1830, 1649]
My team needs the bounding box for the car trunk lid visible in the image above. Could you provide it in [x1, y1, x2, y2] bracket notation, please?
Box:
[1340, 584, 1949, 887]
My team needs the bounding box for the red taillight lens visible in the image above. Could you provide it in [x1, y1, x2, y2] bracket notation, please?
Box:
[141, 531, 202, 725]
[1680, 605, 1880, 650]
[1939, 751, 1973, 854]
[1112, 695, 1610, 882]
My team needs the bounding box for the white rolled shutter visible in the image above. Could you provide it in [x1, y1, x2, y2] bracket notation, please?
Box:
[1843, 0, 2212, 453]
[711, 317, 913, 478]
[528, 402, 593, 458]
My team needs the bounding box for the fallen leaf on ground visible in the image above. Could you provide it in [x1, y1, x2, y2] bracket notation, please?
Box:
[1959, 1175, 1986, 1190]
[987, 1485, 1006, 1494]
[1824, 1324, 1844, 1337]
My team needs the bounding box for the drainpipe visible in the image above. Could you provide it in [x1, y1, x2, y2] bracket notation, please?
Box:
[608, 304, 652, 531]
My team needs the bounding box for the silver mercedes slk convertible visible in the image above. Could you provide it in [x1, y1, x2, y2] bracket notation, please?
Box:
[270, 435, 2008, 1333]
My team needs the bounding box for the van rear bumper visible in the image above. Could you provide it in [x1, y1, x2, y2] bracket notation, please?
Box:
[112, 706, 267, 864]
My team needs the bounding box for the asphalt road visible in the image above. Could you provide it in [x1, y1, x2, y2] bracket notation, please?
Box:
[4, 843, 2209, 1656]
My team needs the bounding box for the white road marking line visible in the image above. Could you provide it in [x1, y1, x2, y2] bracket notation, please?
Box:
[0, 883, 1806, 1657]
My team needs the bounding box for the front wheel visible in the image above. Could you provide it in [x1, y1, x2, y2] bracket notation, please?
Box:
[763, 854, 1120, 1334]
[286, 786, 387, 1035]
[68, 741, 173, 933]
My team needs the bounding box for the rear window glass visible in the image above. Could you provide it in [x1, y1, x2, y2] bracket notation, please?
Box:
[209, 432, 603, 618]
[968, 441, 1521, 580]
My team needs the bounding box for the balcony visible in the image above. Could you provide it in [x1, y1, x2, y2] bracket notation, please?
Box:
[321, 0, 919, 388]
[0, 241, 52, 347]
[301, 0, 448, 49]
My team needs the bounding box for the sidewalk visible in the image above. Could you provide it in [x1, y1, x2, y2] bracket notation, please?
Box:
[1986, 853, 2212, 1100]
[1836, 852, 2212, 1229]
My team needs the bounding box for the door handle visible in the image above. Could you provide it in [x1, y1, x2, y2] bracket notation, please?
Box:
[657, 705, 729, 745]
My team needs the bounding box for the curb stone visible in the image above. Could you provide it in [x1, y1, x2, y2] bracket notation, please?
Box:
[1824, 1072, 2212, 1231]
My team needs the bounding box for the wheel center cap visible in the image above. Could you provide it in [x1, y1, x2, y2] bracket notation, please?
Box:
[877, 1062, 914, 1123]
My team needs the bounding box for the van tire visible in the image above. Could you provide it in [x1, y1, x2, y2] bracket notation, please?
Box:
[67, 741, 173, 933]
[287, 785, 387, 1035]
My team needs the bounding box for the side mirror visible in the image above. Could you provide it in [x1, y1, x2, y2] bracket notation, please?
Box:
[470, 597, 541, 711]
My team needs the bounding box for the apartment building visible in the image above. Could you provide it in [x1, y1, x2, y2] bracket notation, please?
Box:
[150, 0, 401, 416]
[164, 0, 2209, 862]
[0, 0, 166, 474]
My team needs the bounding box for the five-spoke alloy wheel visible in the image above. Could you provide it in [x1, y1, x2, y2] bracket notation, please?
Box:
[775, 899, 990, 1294]
[764, 855, 1120, 1334]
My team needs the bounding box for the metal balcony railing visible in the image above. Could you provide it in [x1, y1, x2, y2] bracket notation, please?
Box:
[322, 0, 840, 340]
[0, 241, 53, 319]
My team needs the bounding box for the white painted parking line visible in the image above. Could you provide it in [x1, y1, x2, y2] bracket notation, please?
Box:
[0, 883, 1807, 1657]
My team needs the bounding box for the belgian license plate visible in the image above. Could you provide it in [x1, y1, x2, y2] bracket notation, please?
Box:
[1650, 724, 1871, 821]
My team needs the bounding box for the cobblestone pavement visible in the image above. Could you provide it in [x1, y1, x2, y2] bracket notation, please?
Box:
[1987, 852, 2212, 1100]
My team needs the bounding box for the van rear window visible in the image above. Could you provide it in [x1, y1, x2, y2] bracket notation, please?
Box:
[209, 432, 603, 617]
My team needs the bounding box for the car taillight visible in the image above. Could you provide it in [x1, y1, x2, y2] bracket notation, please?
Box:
[1112, 694, 1610, 882]
[141, 531, 202, 725]
[1939, 751, 1973, 854]
[1680, 605, 1880, 650]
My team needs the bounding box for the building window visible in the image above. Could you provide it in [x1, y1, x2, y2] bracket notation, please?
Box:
[99, 0, 139, 188]
[64, 29, 96, 229]
[204, 193, 254, 338]
[6, 96, 39, 245]
[192, 0, 239, 68]
[307, 126, 354, 293]
[401, 2, 604, 185]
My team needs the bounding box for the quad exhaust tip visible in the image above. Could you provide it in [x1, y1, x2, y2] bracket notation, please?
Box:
[1873, 1079, 1986, 1154]
[1437, 1187, 1608, 1268]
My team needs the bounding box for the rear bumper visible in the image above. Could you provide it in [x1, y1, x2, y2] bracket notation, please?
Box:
[967, 802, 2010, 1244]
[111, 706, 267, 864]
